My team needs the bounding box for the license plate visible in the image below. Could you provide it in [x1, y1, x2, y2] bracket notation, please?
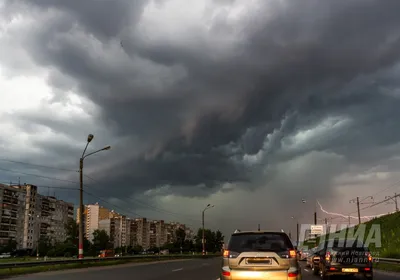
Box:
[246, 258, 272, 265]
[342, 268, 358, 273]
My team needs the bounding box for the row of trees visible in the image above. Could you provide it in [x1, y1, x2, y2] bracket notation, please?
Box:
[0, 218, 224, 257]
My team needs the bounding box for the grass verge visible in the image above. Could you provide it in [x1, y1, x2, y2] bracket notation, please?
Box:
[373, 262, 400, 273]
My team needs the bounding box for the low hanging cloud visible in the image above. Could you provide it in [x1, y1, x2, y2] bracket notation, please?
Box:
[1, 0, 400, 233]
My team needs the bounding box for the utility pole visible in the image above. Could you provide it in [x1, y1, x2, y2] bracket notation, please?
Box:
[357, 197, 361, 224]
[349, 196, 374, 224]
[385, 193, 399, 212]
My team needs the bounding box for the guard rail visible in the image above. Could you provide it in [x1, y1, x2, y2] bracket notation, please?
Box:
[374, 257, 400, 264]
[0, 254, 220, 270]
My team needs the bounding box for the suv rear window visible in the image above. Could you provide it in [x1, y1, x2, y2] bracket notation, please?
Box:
[228, 232, 294, 253]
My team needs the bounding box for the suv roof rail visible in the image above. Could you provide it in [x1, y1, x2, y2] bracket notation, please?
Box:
[233, 229, 241, 233]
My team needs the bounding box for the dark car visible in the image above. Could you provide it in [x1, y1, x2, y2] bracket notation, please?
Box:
[314, 238, 373, 279]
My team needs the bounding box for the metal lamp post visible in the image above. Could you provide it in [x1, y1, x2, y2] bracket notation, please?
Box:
[78, 134, 111, 259]
[202, 204, 214, 255]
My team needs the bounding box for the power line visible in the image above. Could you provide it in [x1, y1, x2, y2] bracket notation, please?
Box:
[0, 158, 77, 172]
[0, 167, 79, 184]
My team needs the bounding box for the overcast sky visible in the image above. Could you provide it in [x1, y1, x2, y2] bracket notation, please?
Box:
[1, 0, 400, 239]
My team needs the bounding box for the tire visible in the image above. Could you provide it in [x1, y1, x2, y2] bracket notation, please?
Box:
[319, 267, 330, 280]
[312, 265, 319, 275]
[365, 276, 373, 280]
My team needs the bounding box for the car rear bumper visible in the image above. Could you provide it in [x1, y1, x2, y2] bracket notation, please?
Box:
[221, 268, 301, 280]
[324, 266, 373, 277]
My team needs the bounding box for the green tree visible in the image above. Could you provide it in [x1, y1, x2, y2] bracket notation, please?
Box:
[64, 218, 93, 255]
[65, 217, 78, 242]
[92, 229, 111, 251]
[174, 228, 186, 246]
[0, 238, 17, 254]
[194, 228, 224, 253]
[37, 236, 52, 256]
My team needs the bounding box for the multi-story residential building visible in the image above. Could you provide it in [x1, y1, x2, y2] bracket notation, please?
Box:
[148, 220, 166, 248]
[38, 196, 74, 244]
[135, 218, 149, 249]
[0, 184, 27, 248]
[0, 183, 74, 250]
[77, 203, 110, 242]
[129, 219, 138, 247]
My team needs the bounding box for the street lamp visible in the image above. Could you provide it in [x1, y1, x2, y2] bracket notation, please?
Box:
[202, 204, 214, 256]
[301, 198, 317, 225]
[291, 216, 299, 248]
[78, 134, 111, 259]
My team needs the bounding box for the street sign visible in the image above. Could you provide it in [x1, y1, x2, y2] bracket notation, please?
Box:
[310, 225, 324, 235]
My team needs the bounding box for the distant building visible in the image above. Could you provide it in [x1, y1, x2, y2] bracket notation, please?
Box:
[77, 203, 110, 243]
[0, 183, 74, 250]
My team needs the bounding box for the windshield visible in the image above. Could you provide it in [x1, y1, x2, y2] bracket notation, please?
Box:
[228, 233, 294, 253]
[326, 239, 368, 250]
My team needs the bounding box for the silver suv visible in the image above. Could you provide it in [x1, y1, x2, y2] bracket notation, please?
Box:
[221, 230, 302, 279]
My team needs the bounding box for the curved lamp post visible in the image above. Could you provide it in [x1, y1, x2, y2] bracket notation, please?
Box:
[202, 204, 214, 255]
[78, 134, 110, 259]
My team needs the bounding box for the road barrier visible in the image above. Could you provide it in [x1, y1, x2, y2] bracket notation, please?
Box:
[374, 257, 400, 264]
[0, 254, 221, 270]
[1, 255, 397, 270]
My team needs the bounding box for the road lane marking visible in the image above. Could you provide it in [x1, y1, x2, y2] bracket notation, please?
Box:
[172, 268, 183, 272]
[304, 269, 309, 272]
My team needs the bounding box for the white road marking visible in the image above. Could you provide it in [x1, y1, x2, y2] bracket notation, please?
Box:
[304, 269, 310, 272]
[172, 268, 183, 272]
[216, 278, 220, 280]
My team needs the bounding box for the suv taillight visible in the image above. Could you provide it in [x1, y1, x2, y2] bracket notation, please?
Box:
[223, 250, 239, 259]
[325, 251, 331, 262]
[278, 250, 297, 258]
[366, 252, 372, 262]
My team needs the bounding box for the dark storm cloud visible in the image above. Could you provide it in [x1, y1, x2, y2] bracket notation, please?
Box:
[4, 0, 400, 200]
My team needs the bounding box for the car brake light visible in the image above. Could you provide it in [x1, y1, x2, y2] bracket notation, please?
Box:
[325, 251, 331, 261]
[288, 271, 298, 277]
[223, 250, 229, 257]
[223, 250, 239, 259]
[222, 271, 231, 276]
[366, 252, 372, 262]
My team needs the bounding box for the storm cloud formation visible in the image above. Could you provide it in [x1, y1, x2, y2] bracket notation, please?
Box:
[2, 0, 400, 233]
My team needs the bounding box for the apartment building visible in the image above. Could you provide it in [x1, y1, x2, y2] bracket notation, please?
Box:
[38, 196, 74, 244]
[0, 184, 27, 248]
[149, 220, 166, 248]
[0, 184, 74, 250]
[129, 219, 138, 246]
[77, 203, 110, 242]
[135, 218, 149, 249]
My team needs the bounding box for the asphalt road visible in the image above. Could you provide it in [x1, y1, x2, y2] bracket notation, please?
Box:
[9, 258, 400, 280]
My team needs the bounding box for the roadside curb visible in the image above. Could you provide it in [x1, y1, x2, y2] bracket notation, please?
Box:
[375, 269, 400, 277]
